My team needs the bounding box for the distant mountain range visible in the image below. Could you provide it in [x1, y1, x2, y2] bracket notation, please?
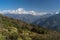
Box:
[3, 12, 54, 23]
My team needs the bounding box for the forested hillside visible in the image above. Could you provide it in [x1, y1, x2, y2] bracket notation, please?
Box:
[0, 14, 60, 40]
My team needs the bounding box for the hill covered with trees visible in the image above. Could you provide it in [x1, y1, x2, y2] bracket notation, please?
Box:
[0, 14, 60, 40]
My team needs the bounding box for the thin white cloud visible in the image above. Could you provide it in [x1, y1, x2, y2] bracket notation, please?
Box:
[0, 8, 55, 16]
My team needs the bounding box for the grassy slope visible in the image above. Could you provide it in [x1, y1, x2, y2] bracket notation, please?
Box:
[0, 14, 60, 40]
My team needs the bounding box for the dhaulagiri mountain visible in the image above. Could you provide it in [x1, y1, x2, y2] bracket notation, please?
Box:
[0, 14, 60, 40]
[33, 12, 60, 31]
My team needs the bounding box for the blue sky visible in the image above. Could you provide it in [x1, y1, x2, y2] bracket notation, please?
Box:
[0, 0, 60, 12]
